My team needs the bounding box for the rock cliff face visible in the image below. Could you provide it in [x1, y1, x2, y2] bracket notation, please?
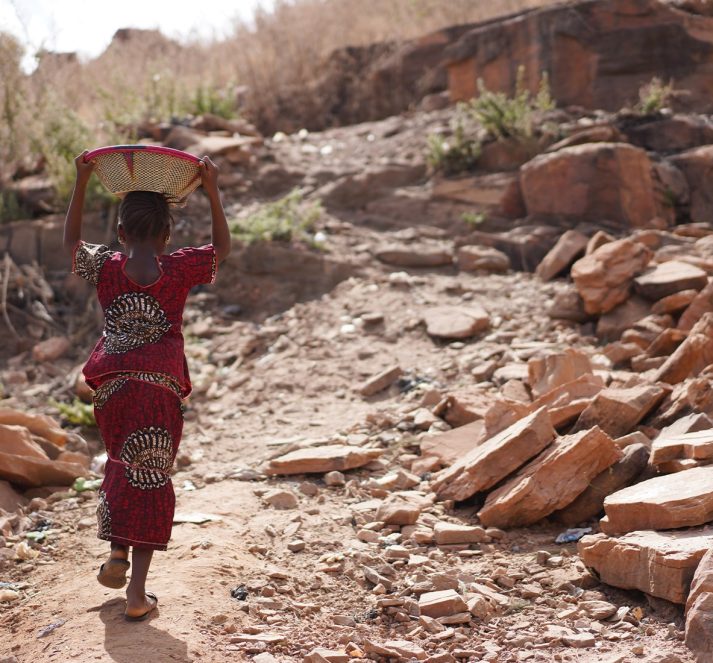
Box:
[446, 0, 713, 113]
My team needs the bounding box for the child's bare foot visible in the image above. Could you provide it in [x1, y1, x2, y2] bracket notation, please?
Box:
[124, 591, 158, 621]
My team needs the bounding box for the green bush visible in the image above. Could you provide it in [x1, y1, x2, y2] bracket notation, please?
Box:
[230, 189, 323, 244]
[188, 84, 238, 119]
[427, 114, 482, 175]
[636, 77, 674, 115]
[467, 66, 554, 141]
[33, 99, 116, 208]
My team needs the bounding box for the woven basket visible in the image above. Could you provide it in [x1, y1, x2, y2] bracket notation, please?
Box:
[85, 145, 202, 206]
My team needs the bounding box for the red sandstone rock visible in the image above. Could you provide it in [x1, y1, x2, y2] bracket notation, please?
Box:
[266, 444, 382, 475]
[418, 589, 468, 618]
[634, 260, 708, 300]
[686, 548, 713, 661]
[376, 244, 453, 268]
[456, 246, 510, 273]
[521, 144, 670, 229]
[554, 443, 649, 526]
[419, 420, 486, 468]
[579, 529, 713, 605]
[478, 426, 621, 528]
[603, 466, 713, 533]
[535, 230, 589, 282]
[652, 289, 699, 315]
[571, 384, 668, 438]
[432, 407, 555, 502]
[678, 280, 713, 331]
[654, 313, 713, 384]
[423, 306, 490, 340]
[358, 365, 402, 397]
[527, 349, 592, 399]
[651, 430, 713, 466]
[571, 239, 653, 315]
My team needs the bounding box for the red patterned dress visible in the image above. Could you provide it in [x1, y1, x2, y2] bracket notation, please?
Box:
[72, 241, 216, 550]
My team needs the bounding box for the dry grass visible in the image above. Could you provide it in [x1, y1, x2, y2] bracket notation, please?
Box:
[0, 0, 564, 198]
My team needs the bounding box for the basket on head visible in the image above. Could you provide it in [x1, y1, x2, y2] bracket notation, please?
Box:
[84, 145, 202, 207]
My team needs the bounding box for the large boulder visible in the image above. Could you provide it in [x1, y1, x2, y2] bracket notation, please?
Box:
[446, 0, 713, 114]
[520, 143, 671, 229]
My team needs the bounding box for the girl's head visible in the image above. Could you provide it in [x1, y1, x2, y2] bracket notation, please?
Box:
[117, 191, 174, 248]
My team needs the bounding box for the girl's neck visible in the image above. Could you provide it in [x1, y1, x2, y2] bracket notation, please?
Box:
[125, 243, 162, 259]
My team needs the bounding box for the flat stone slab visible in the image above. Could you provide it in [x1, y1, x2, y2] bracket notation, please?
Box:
[265, 444, 382, 475]
[423, 306, 490, 340]
[634, 260, 708, 300]
[578, 528, 713, 604]
[535, 229, 589, 282]
[376, 245, 453, 268]
[419, 420, 486, 467]
[651, 429, 713, 466]
[603, 465, 713, 533]
[571, 384, 668, 438]
[478, 426, 621, 528]
[431, 407, 555, 502]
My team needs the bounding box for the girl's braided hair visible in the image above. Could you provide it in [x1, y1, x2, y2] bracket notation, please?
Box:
[118, 191, 174, 241]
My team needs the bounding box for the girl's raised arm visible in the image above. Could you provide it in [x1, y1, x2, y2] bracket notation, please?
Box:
[199, 156, 231, 263]
[63, 151, 95, 253]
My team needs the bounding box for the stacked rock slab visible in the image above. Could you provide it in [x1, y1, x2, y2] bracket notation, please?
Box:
[579, 529, 713, 604]
[431, 407, 555, 501]
[602, 466, 713, 533]
[478, 427, 621, 528]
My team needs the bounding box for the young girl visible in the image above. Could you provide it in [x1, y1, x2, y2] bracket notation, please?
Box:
[63, 150, 231, 621]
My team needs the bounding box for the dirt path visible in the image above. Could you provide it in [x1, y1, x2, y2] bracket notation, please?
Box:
[1, 261, 697, 663]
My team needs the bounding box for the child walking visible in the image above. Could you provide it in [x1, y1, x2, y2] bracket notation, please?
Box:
[64, 150, 231, 620]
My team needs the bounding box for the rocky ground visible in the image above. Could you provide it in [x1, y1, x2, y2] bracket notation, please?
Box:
[5, 82, 713, 663]
[0, 216, 700, 662]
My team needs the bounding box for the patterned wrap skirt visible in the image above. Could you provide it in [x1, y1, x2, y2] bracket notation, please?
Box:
[93, 373, 183, 551]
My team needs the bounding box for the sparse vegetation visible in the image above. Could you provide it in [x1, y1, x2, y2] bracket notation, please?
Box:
[51, 398, 96, 427]
[230, 189, 323, 245]
[635, 77, 675, 115]
[468, 66, 554, 141]
[461, 211, 486, 227]
[427, 114, 482, 175]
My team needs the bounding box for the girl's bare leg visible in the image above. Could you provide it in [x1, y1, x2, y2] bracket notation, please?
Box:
[125, 547, 156, 615]
[110, 543, 129, 561]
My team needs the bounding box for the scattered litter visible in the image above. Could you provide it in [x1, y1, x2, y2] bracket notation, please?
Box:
[181, 480, 197, 491]
[555, 527, 592, 544]
[72, 477, 102, 492]
[230, 584, 249, 601]
[173, 512, 222, 524]
[37, 620, 66, 638]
